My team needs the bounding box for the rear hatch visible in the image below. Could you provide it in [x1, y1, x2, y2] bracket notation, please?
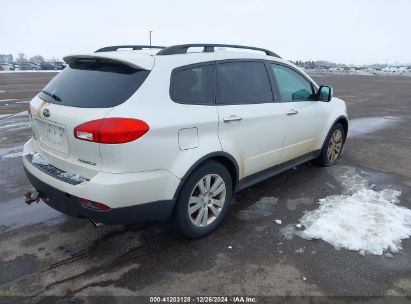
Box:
[29, 54, 152, 180]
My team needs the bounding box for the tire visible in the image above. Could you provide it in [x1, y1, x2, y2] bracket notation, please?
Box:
[317, 123, 346, 167]
[174, 161, 233, 238]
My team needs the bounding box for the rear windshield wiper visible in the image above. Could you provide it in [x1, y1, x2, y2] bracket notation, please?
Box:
[41, 90, 62, 102]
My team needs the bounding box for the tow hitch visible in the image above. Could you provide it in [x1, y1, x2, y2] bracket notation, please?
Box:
[24, 191, 41, 205]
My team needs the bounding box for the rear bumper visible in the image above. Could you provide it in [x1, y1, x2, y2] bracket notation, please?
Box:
[23, 139, 180, 208]
[24, 167, 176, 224]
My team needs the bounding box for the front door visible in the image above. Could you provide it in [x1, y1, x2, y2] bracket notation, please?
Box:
[270, 63, 325, 162]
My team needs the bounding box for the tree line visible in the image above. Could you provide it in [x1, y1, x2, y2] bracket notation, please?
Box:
[0, 53, 60, 64]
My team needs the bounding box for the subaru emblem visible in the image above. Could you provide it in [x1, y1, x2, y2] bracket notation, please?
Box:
[43, 108, 50, 117]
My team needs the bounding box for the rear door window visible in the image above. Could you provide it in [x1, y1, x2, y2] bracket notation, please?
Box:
[39, 58, 150, 108]
[170, 64, 215, 105]
[216, 61, 273, 105]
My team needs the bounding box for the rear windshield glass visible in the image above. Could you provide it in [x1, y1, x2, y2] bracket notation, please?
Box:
[39, 58, 150, 108]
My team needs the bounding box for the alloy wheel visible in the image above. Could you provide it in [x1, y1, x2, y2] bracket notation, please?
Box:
[188, 174, 226, 227]
[327, 129, 343, 162]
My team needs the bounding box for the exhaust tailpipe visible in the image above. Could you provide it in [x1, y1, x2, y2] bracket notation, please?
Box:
[90, 219, 104, 228]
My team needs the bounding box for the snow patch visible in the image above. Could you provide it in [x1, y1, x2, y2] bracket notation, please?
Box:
[2, 151, 23, 159]
[329, 166, 368, 194]
[0, 114, 12, 119]
[297, 166, 411, 256]
[0, 146, 23, 160]
[280, 224, 298, 240]
[349, 116, 401, 138]
[295, 247, 305, 254]
[0, 121, 31, 130]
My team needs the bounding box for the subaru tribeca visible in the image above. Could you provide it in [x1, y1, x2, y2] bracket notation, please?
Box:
[23, 44, 348, 238]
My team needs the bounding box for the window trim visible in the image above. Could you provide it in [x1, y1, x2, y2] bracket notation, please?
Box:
[169, 59, 288, 106]
[268, 61, 319, 102]
[169, 61, 216, 106]
[215, 59, 277, 106]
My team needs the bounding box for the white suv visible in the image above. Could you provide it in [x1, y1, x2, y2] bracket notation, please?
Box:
[23, 44, 348, 238]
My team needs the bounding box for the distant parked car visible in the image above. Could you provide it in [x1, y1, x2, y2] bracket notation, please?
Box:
[0, 63, 12, 71]
[10, 63, 19, 70]
[20, 62, 41, 70]
[54, 62, 66, 70]
[40, 62, 55, 70]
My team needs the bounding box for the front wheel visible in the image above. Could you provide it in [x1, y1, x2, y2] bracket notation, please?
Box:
[317, 123, 346, 167]
[174, 161, 232, 238]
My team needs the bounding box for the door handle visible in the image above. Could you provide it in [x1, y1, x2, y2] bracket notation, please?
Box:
[286, 109, 299, 116]
[223, 115, 243, 123]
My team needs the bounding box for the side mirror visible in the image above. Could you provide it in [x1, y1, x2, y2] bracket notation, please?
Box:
[318, 85, 333, 102]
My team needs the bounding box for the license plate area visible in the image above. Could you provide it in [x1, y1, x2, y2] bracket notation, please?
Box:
[47, 124, 64, 145]
[35, 118, 69, 155]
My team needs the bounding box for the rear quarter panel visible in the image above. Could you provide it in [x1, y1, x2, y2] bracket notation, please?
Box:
[100, 59, 223, 179]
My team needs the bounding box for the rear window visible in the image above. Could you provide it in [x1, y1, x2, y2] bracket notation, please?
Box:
[39, 58, 150, 108]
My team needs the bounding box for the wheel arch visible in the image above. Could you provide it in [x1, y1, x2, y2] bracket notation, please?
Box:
[321, 115, 349, 151]
[172, 152, 239, 200]
[336, 116, 348, 137]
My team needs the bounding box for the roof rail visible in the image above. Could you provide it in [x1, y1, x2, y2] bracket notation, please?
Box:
[156, 44, 281, 58]
[95, 45, 166, 53]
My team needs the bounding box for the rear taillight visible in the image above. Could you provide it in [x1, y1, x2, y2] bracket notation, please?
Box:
[74, 118, 149, 144]
[80, 198, 111, 211]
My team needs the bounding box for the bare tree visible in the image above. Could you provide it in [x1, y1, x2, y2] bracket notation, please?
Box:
[29, 55, 45, 64]
[17, 53, 28, 63]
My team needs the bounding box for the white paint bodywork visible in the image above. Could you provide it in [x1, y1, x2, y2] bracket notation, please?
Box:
[23, 49, 348, 208]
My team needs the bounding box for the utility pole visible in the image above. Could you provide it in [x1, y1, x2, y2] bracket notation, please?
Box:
[149, 30, 153, 49]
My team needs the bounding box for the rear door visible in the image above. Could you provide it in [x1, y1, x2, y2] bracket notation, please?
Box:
[30, 57, 151, 179]
[270, 63, 325, 163]
[216, 60, 285, 179]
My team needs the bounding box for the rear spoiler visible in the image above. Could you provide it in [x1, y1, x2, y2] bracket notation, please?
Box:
[63, 53, 154, 70]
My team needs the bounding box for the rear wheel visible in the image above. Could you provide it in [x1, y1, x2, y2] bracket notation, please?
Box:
[174, 161, 232, 238]
[317, 123, 345, 167]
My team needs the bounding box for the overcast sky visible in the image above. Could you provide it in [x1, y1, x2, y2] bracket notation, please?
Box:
[1, 0, 410, 64]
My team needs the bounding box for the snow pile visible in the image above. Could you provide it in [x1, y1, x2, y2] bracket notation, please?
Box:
[59, 171, 85, 183]
[297, 166, 411, 255]
[29, 152, 49, 166]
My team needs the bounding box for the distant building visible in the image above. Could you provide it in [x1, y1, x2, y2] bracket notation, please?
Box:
[0, 54, 13, 63]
